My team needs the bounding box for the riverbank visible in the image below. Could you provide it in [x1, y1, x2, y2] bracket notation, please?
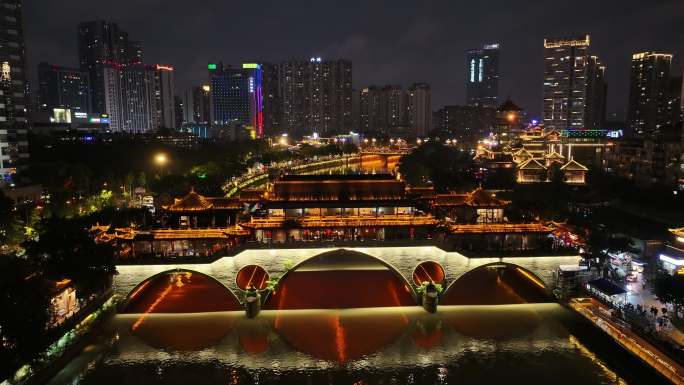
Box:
[570, 297, 684, 384]
[2, 294, 118, 385]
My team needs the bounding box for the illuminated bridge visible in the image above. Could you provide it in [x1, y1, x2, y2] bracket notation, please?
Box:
[115, 246, 579, 313]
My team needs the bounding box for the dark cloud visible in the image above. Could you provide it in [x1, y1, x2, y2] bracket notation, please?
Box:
[24, 0, 684, 118]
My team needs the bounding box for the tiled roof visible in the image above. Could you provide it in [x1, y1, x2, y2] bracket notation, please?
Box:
[560, 159, 589, 171]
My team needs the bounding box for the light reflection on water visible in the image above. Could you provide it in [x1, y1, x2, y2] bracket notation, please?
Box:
[48, 304, 664, 385]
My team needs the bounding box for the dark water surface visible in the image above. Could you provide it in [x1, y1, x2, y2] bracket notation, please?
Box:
[48, 304, 666, 385]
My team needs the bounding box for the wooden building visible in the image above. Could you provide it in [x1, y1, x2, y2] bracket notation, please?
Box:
[242, 174, 438, 242]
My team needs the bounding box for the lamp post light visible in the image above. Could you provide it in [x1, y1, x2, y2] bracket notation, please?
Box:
[155, 153, 168, 177]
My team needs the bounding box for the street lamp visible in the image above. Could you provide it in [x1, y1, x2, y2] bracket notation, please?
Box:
[155, 153, 168, 176]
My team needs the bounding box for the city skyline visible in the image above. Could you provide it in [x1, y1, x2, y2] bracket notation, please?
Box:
[23, 0, 684, 119]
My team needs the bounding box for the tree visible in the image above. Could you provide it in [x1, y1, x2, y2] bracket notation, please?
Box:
[0, 190, 24, 249]
[398, 142, 475, 190]
[0, 255, 52, 374]
[25, 217, 116, 297]
[584, 224, 634, 275]
[652, 272, 684, 316]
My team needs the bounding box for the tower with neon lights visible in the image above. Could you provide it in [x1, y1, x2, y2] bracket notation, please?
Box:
[466, 43, 500, 108]
[243, 63, 264, 138]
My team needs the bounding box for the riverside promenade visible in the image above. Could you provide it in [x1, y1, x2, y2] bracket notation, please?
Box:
[570, 298, 684, 384]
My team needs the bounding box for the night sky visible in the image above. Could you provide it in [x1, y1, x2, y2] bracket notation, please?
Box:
[24, 0, 683, 120]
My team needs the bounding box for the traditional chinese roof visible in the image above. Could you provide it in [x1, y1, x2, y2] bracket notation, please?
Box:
[98, 226, 250, 241]
[162, 190, 241, 211]
[544, 151, 565, 160]
[670, 228, 684, 239]
[164, 190, 212, 211]
[148, 228, 250, 239]
[512, 148, 532, 157]
[466, 188, 510, 207]
[207, 197, 243, 209]
[450, 223, 554, 234]
[543, 129, 563, 139]
[433, 188, 510, 207]
[89, 224, 111, 233]
[238, 189, 265, 202]
[518, 159, 547, 170]
[406, 186, 435, 199]
[497, 99, 523, 112]
[560, 159, 589, 171]
[432, 193, 466, 206]
[269, 174, 407, 201]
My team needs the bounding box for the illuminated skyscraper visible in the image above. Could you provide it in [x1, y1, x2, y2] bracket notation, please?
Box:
[466, 44, 500, 108]
[0, 0, 28, 183]
[242, 63, 264, 138]
[102, 63, 172, 132]
[281, 58, 352, 137]
[208, 62, 252, 135]
[542, 35, 605, 130]
[153, 65, 176, 129]
[628, 51, 673, 134]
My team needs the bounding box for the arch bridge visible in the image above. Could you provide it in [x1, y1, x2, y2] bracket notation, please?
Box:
[115, 246, 579, 311]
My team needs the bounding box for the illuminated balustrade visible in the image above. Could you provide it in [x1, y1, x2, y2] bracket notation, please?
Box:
[242, 214, 438, 229]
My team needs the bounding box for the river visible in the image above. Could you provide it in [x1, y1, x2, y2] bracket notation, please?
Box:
[47, 303, 665, 385]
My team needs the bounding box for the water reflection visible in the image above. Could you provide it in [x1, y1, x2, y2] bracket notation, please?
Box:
[121, 305, 557, 361]
[51, 304, 669, 385]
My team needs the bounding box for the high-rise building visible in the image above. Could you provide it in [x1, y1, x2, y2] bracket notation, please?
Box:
[78, 20, 142, 113]
[115, 64, 155, 133]
[681, 70, 684, 125]
[628, 52, 673, 135]
[242, 63, 265, 138]
[102, 64, 123, 132]
[466, 44, 500, 108]
[208, 62, 252, 135]
[280, 58, 352, 137]
[667, 75, 682, 128]
[37, 62, 91, 112]
[386, 85, 404, 130]
[543, 35, 605, 130]
[584, 56, 607, 130]
[261, 62, 281, 136]
[182, 85, 211, 124]
[358, 87, 371, 134]
[358, 85, 405, 135]
[152, 64, 175, 129]
[407, 83, 431, 137]
[0, 0, 29, 183]
[103, 63, 170, 133]
[280, 60, 306, 136]
[174, 95, 183, 129]
[433, 105, 496, 141]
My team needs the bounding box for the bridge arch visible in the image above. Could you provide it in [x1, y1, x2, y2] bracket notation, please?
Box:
[441, 262, 551, 305]
[122, 268, 242, 313]
[264, 248, 418, 310]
